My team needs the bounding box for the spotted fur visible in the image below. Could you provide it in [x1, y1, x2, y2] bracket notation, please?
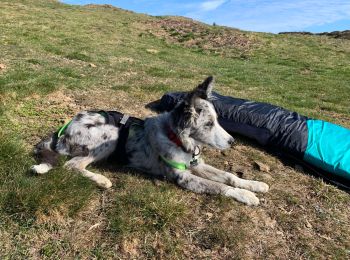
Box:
[31, 77, 269, 206]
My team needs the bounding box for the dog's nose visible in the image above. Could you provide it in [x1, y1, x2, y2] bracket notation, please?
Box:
[228, 137, 235, 146]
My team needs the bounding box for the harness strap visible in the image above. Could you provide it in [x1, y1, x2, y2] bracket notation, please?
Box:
[102, 111, 143, 165]
[114, 115, 132, 164]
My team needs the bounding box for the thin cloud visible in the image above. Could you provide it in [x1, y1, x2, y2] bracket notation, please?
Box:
[199, 0, 350, 32]
[200, 0, 226, 11]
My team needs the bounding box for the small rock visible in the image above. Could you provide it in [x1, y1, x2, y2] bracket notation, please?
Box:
[224, 161, 229, 166]
[254, 161, 270, 172]
[88, 63, 97, 68]
[0, 63, 6, 70]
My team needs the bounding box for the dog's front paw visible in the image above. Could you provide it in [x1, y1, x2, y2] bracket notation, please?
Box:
[249, 181, 269, 193]
[95, 176, 112, 189]
[30, 164, 52, 175]
[224, 188, 259, 206]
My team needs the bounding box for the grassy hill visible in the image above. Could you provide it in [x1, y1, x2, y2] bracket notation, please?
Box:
[1, 0, 349, 258]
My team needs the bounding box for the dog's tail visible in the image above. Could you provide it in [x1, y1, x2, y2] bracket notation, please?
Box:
[31, 132, 60, 174]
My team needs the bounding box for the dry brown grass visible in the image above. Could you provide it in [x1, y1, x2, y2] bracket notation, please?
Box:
[1, 1, 350, 259]
[142, 16, 260, 58]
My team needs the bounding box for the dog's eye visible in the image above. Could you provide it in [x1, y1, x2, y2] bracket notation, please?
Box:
[205, 121, 214, 127]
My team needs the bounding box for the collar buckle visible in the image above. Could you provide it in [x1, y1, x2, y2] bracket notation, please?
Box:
[190, 158, 198, 167]
[190, 145, 200, 167]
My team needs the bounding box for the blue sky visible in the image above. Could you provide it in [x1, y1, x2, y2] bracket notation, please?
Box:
[62, 0, 350, 33]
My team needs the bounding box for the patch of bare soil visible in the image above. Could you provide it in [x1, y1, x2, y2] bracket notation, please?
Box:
[72, 88, 156, 118]
[85, 4, 135, 14]
[142, 17, 260, 58]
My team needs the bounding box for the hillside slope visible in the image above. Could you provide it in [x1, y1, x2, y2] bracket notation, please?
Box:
[1, 1, 349, 258]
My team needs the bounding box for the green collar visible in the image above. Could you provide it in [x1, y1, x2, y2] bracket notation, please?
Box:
[57, 120, 72, 138]
[159, 155, 188, 170]
[159, 152, 199, 170]
[159, 146, 200, 170]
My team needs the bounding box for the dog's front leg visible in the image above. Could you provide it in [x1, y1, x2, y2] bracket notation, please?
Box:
[191, 163, 269, 193]
[174, 170, 260, 206]
[64, 156, 112, 189]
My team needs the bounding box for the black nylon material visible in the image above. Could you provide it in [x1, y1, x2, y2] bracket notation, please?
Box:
[98, 111, 144, 165]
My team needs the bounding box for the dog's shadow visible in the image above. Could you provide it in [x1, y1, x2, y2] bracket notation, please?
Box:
[93, 163, 173, 192]
[92, 158, 166, 185]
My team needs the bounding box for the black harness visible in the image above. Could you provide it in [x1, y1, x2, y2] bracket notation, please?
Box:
[98, 111, 144, 165]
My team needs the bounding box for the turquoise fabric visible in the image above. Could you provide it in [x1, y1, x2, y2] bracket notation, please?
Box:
[304, 120, 350, 180]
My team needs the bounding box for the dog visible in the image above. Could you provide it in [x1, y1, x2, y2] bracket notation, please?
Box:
[31, 76, 269, 206]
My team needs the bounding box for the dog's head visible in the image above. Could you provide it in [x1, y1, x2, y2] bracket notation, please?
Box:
[171, 76, 234, 152]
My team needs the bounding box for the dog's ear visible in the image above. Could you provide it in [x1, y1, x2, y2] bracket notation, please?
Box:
[193, 76, 214, 100]
[171, 99, 197, 152]
[172, 97, 196, 130]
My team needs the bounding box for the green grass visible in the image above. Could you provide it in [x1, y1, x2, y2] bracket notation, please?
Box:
[109, 177, 187, 236]
[0, 0, 350, 258]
